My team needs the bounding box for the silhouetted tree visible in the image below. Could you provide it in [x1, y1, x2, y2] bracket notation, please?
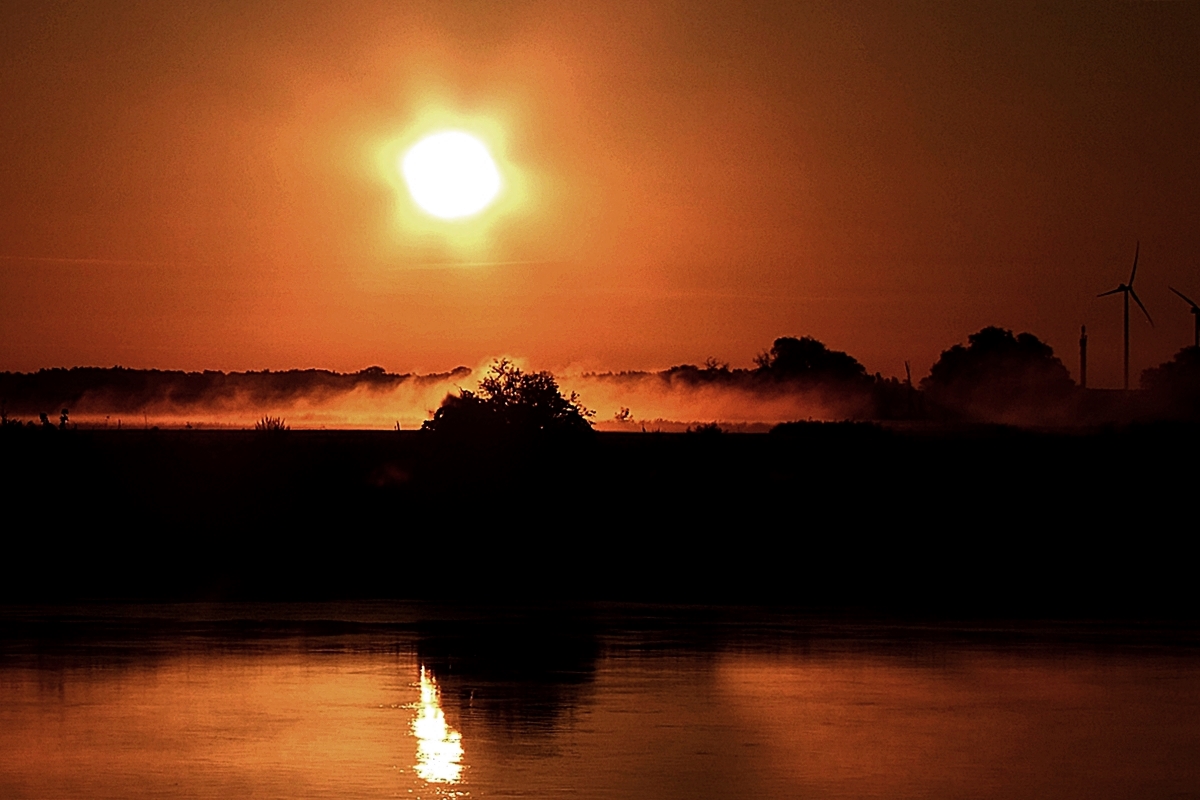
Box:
[1141, 346, 1200, 419]
[422, 360, 594, 439]
[921, 327, 1074, 420]
[754, 336, 868, 384]
[658, 358, 736, 386]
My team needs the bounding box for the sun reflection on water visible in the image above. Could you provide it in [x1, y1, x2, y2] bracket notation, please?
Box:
[412, 667, 464, 784]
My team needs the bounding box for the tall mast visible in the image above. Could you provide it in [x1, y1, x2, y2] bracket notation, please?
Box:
[1079, 325, 1088, 389]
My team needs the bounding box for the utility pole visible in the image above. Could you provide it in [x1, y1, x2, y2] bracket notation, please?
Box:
[1079, 325, 1087, 389]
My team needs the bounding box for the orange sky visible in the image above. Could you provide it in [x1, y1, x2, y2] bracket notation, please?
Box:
[2, 1, 1198, 388]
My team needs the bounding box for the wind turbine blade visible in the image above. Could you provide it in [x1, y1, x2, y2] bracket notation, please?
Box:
[1129, 241, 1140, 285]
[1170, 286, 1200, 309]
[1097, 287, 1124, 297]
[1130, 288, 1154, 326]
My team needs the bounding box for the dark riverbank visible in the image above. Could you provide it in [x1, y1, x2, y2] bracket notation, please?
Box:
[2, 424, 1195, 615]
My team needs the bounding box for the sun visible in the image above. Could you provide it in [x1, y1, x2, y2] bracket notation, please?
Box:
[401, 131, 502, 220]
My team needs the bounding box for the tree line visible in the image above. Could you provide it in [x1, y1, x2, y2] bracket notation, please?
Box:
[3, 327, 1198, 432]
[423, 327, 1200, 436]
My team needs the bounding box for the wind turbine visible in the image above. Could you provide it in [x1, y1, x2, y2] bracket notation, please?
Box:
[1169, 287, 1200, 348]
[1097, 242, 1153, 390]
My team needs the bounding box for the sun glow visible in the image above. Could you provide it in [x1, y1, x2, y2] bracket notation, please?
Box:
[402, 131, 502, 220]
[412, 667, 464, 784]
[376, 109, 528, 258]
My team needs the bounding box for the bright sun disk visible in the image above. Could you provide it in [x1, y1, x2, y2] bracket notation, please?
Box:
[401, 131, 502, 220]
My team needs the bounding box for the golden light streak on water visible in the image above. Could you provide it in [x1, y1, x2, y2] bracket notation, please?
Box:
[412, 667, 464, 784]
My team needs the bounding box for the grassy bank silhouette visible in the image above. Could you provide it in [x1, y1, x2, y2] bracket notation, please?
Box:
[2, 418, 1196, 615]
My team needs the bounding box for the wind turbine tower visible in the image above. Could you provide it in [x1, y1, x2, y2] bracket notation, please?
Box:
[1097, 242, 1153, 390]
[1169, 287, 1200, 348]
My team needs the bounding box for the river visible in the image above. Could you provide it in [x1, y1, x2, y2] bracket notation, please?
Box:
[2, 604, 1198, 799]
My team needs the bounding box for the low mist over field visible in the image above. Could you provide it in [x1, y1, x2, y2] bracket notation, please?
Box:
[0, 366, 469, 429]
[4, 330, 1199, 429]
[0, 363, 868, 430]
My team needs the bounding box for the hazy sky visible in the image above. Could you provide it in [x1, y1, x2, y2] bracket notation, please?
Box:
[2, 1, 1198, 386]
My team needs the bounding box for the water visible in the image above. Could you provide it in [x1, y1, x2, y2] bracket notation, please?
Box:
[2, 606, 1199, 799]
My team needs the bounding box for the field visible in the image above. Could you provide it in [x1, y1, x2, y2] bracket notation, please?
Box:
[2, 423, 1195, 616]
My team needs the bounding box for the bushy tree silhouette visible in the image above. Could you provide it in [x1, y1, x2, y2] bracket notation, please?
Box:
[422, 360, 594, 438]
[754, 336, 868, 384]
[921, 326, 1073, 420]
[1141, 346, 1200, 418]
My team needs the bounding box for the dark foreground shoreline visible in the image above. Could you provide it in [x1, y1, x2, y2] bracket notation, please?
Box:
[2, 424, 1196, 616]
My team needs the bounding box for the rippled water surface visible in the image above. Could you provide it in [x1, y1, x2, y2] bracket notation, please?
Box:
[2, 605, 1199, 799]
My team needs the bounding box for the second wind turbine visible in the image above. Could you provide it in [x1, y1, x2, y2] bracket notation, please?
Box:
[1168, 286, 1200, 348]
[1098, 242, 1153, 390]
